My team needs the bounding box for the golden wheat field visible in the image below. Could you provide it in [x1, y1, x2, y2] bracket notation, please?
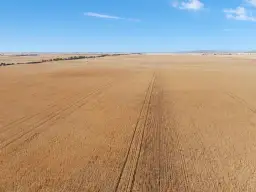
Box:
[0, 55, 256, 191]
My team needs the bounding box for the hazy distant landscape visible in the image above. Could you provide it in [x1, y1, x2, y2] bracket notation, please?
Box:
[1, 51, 255, 66]
[0, 53, 135, 66]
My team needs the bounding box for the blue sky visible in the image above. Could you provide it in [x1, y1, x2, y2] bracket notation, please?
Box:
[0, 0, 256, 52]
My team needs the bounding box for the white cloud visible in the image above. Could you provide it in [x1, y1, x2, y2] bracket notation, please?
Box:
[224, 6, 256, 21]
[84, 12, 140, 22]
[247, 0, 256, 7]
[172, 0, 204, 11]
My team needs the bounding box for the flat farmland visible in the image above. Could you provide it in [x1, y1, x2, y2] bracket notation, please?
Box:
[1, 55, 256, 191]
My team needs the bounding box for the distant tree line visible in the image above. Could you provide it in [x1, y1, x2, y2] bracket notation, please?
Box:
[15, 54, 39, 57]
[0, 53, 138, 67]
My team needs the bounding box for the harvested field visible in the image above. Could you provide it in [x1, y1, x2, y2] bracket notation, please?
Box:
[1, 55, 256, 191]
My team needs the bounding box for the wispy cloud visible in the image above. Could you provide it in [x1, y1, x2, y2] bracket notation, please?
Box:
[172, 0, 204, 11]
[85, 12, 121, 20]
[84, 12, 140, 22]
[223, 6, 256, 21]
[247, 0, 256, 7]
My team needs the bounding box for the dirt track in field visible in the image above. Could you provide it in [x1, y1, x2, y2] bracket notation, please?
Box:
[1, 55, 256, 191]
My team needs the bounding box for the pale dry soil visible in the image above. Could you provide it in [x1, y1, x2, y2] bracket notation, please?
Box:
[0, 55, 256, 191]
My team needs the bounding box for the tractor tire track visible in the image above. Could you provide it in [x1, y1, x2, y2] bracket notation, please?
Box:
[0, 87, 89, 134]
[0, 81, 114, 151]
[114, 74, 155, 192]
[226, 92, 256, 114]
[131, 78, 163, 192]
[0, 77, 117, 135]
